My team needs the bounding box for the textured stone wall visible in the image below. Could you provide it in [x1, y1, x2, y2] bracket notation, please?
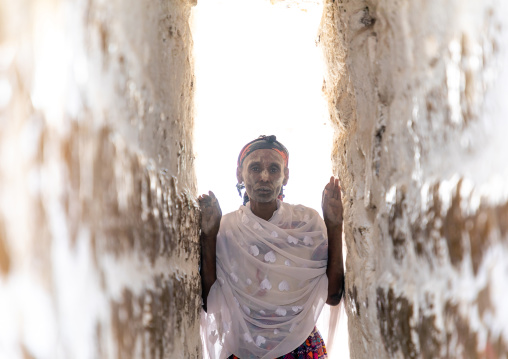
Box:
[0, 0, 200, 358]
[320, 0, 508, 358]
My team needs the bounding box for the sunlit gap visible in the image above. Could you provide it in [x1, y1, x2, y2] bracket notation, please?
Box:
[191, 0, 348, 357]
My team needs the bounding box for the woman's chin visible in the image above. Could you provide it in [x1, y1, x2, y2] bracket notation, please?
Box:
[250, 194, 277, 203]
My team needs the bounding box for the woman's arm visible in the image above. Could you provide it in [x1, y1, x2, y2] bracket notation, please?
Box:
[200, 233, 217, 311]
[198, 191, 222, 311]
[322, 177, 345, 306]
[325, 222, 344, 305]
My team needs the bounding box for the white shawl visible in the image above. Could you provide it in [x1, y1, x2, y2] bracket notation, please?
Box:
[201, 200, 329, 359]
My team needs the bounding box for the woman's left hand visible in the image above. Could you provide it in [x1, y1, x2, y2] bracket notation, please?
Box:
[322, 176, 343, 227]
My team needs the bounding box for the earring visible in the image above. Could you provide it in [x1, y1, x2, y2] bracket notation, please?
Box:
[278, 186, 285, 201]
[236, 182, 245, 197]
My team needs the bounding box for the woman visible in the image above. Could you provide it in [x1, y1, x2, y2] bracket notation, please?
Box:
[199, 135, 344, 359]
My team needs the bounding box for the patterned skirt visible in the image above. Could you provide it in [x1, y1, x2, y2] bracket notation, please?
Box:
[228, 327, 327, 359]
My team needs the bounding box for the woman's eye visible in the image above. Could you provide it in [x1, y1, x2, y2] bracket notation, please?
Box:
[270, 167, 279, 173]
[251, 166, 259, 172]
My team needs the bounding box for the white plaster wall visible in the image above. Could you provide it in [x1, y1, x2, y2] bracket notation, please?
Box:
[320, 0, 508, 357]
[0, 0, 200, 358]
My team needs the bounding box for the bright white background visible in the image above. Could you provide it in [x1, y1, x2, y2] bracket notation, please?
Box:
[191, 1, 348, 357]
[191, 0, 333, 215]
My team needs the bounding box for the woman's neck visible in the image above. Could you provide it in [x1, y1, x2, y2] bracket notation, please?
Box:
[249, 200, 278, 221]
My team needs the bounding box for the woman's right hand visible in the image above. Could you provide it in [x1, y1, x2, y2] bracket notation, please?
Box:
[197, 191, 222, 239]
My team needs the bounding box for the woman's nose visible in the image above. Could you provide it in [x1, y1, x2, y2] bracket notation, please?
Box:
[260, 169, 269, 180]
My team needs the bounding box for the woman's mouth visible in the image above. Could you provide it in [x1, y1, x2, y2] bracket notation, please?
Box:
[255, 187, 272, 194]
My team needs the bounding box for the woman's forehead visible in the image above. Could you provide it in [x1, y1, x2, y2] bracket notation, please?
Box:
[242, 149, 285, 165]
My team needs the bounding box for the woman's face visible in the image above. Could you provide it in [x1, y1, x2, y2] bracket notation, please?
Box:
[237, 149, 289, 204]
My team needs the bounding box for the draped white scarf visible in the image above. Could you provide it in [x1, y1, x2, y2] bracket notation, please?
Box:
[201, 200, 329, 359]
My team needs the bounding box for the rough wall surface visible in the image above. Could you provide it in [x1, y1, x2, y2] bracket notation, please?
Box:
[0, 0, 200, 358]
[320, 0, 508, 358]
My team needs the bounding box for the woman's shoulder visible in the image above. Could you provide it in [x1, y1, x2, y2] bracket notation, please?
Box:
[221, 207, 244, 221]
[283, 202, 321, 218]
[219, 208, 245, 232]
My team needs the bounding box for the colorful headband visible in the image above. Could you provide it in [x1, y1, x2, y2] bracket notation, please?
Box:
[237, 135, 289, 168]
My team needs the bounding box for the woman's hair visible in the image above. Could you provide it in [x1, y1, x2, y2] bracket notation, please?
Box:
[237, 135, 289, 168]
